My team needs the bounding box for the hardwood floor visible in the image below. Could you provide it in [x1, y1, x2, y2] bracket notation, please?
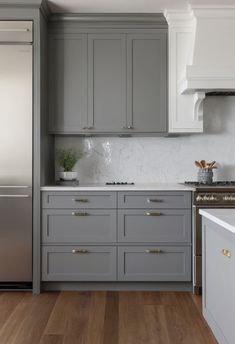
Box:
[0, 291, 217, 344]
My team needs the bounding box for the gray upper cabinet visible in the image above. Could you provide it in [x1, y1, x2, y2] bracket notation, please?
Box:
[49, 34, 87, 133]
[126, 33, 167, 133]
[87, 34, 126, 132]
[48, 20, 167, 135]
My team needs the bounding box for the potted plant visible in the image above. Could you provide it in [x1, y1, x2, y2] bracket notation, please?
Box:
[56, 148, 83, 181]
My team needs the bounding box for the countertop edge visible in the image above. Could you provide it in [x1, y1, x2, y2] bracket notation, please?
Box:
[199, 209, 235, 235]
[40, 184, 195, 192]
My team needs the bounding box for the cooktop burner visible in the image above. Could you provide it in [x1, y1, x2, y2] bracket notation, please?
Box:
[185, 181, 235, 186]
[106, 182, 135, 185]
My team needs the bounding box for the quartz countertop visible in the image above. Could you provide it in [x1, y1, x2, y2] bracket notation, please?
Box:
[40, 183, 194, 192]
[199, 209, 235, 235]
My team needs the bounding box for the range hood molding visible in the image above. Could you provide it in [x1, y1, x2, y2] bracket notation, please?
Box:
[180, 5, 235, 95]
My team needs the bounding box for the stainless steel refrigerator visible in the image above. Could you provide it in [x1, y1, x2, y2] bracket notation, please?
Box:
[0, 21, 33, 288]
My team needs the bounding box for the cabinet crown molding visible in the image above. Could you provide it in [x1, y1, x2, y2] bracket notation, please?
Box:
[49, 13, 167, 27]
[0, 0, 51, 19]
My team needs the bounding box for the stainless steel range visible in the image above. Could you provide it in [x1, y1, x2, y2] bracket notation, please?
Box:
[185, 181, 235, 294]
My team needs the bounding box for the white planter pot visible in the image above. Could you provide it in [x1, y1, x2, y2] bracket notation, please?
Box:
[59, 171, 77, 181]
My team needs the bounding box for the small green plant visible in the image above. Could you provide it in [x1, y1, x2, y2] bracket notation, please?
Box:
[56, 148, 83, 172]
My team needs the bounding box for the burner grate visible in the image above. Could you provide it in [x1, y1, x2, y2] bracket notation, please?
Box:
[185, 181, 235, 186]
[106, 182, 135, 185]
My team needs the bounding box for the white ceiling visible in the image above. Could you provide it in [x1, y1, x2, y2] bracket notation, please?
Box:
[47, 0, 235, 13]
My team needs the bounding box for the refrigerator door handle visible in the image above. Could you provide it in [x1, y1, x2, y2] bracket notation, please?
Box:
[0, 194, 30, 198]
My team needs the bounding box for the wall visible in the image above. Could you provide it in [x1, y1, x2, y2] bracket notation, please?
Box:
[55, 96, 235, 183]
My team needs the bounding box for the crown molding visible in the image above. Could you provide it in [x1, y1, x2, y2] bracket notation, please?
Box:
[49, 13, 167, 27]
[0, 0, 51, 19]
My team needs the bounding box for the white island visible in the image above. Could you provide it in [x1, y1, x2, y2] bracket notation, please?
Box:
[199, 209, 235, 344]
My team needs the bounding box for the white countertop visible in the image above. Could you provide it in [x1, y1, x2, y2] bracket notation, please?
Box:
[40, 183, 194, 192]
[199, 209, 235, 235]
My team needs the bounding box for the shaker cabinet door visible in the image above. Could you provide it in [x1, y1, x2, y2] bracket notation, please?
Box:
[126, 33, 167, 133]
[87, 34, 126, 132]
[49, 34, 88, 133]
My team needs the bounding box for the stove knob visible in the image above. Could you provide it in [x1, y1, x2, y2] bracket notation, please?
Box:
[223, 196, 229, 201]
[196, 195, 203, 201]
[209, 196, 215, 201]
[203, 195, 209, 201]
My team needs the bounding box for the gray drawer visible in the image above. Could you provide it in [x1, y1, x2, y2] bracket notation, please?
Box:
[42, 209, 117, 243]
[42, 246, 117, 281]
[118, 209, 191, 243]
[118, 191, 191, 209]
[118, 246, 191, 281]
[42, 191, 116, 209]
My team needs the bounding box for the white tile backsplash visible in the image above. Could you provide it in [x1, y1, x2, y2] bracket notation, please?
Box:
[55, 96, 235, 183]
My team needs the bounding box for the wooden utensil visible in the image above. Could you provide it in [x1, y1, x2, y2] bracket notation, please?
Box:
[195, 161, 203, 169]
[200, 160, 206, 168]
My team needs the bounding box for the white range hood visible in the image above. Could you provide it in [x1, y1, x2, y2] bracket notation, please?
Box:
[180, 5, 235, 95]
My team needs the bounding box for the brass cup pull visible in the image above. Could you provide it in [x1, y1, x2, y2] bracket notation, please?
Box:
[72, 249, 89, 254]
[146, 212, 162, 216]
[222, 249, 231, 258]
[72, 212, 89, 216]
[145, 249, 164, 254]
[72, 199, 89, 203]
[147, 199, 163, 203]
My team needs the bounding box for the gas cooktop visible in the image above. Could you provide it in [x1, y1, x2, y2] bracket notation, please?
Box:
[105, 182, 135, 185]
[184, 181, 235, 186]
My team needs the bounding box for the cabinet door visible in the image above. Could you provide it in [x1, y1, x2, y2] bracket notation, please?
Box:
[126, 33, 167, 133]
[203, 220, 235, 344]
[49, 34, 87, 133]
[87, 34, 126, 132]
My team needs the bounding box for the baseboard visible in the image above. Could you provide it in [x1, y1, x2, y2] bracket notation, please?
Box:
[42, 281, 193, 292]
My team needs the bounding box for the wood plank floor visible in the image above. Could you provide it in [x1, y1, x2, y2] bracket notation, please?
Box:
[0, 291, 217, 344]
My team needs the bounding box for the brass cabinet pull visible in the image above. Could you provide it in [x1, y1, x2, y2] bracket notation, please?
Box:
[147, 199, 163, 203]
[72, 198, 89, 203]
[222, 249, 231, 258]
[145, 249, 164, 254]
[72, 249, 89, 254]
[146, 212, 162, 216]
[72, 212, 89, 216]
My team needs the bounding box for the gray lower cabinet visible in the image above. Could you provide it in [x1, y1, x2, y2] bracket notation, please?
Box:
[118, 209, 191, 243]
[87, 34, 126, 132]
[42, 246, 117, 281]
[118, 246, 191, 281]
[41, 191, 192, 284]
[48, 33, 87, 133]
[126, 33, 167, 133]
[42, 209, 116, 243]
[202, 219, 235, 344]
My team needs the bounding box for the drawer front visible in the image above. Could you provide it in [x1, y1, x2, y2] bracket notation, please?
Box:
[42, 192, 116, 209]
[118, 246, 191, 281]
[42, 246, 117, 281]
[118, 209, 191, 243]
[42, 209, 117, 243]
[118, 191, 191, 209]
